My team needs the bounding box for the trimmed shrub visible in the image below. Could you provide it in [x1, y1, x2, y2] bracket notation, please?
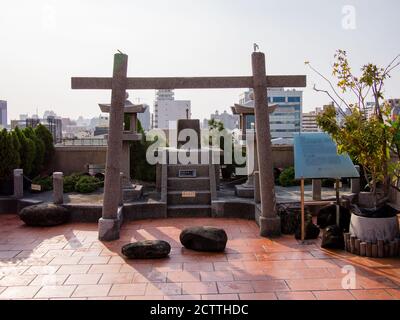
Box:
[75, 175, 102, 194]
[34, 124, 54, 166]
[14, 127, 36, 176]
[0, 129, 20, 179]
[278, 167, 299, 187]
[63, 173, 82, 193]
[23, 127, 45, 177]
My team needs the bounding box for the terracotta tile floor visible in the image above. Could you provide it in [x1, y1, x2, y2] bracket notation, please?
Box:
[0, 214, 399, 300]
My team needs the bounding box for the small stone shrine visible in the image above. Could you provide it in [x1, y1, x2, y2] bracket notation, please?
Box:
[99, 93, 145, 201]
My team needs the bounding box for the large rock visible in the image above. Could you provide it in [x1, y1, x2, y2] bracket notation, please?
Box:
[180, 226, 227, 252]
[295, 213, 320, 240]
[321, 225, 345, 249]
[19, 203, 69, 227]
[122, 240, 171, 259]
[277, 204, 301, 235]
[317, 204, 351, 232]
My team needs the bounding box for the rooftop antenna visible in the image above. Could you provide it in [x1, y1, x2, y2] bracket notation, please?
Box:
[253, 43, 259, 52]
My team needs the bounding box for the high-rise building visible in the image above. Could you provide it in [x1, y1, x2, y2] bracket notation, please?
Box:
[43, 110, 57, 119]
[387, 99, 400, 120]
[302, 108, 323, 132]
[0, 100, 7, 128]
[239, 88, 303, 140]
[24, 116, 62, 144]
[154, 90, 191, 129]
[138, 104, 151, 131]
[205, 110, 239, 131]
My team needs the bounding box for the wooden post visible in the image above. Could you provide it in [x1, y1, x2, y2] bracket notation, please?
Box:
[384, 242, 390, 257]
[344, 233, 351, 251]
[350, 236, 356, 254]
[360, 242, 367, 257]
[395, 239, 400, 256]
[335, 179, 340, 226]
[372, 243, 378, 258]
[301, 178, 305, 242]
[389, 241, 395, 257]
[377, 240, 384, 258]
[355, 239, 361, 255]
[366, 242, 372, 257]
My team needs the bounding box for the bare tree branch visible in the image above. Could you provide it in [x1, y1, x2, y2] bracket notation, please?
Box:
[312, 85, 347, 117]
[306, 63, 350, 113]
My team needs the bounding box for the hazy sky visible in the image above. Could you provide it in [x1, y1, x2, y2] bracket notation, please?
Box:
[1, 0, 400, 122]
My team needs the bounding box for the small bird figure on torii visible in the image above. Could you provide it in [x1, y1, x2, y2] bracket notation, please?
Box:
[253, 43, 259, 52]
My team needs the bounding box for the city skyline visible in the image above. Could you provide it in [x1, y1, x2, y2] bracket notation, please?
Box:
[1, 0, 400, 122]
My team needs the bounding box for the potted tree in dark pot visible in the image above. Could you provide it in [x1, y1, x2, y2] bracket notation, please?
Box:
[307, 50, 400, 256]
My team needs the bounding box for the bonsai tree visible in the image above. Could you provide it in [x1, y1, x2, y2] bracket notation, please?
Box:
[130, 120, 156, 182]
[307, 50, 400, 199]
[205, 118, 245, 180]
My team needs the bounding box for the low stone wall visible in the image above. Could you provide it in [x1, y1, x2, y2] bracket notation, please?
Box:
[123, 202, 167, 220]
[63, 204, 103, 223]
[271, 145, 294, 169]
[212, 200, 254, 219]
[50, 146, 107, 175]
[51, 144, 294, 177]
[0, 198, 17, 214]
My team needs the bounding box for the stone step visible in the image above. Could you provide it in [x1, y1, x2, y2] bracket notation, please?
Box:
[167, 190, 211, 205]
[167, 164, 209, 178]
[167, 204, 212, 218]
[167, 177, 210, 191]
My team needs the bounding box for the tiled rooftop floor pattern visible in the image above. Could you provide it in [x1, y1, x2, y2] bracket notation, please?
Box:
[0, 215, 399, 300]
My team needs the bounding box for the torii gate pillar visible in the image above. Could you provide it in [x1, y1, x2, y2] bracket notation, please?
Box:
[252, 52, 281, 237]
[98, 53, 127, 241]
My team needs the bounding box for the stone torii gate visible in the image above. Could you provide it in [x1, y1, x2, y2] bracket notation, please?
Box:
[71, 52, 306, 241]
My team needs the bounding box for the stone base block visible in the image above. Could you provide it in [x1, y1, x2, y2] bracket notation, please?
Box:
[98, 208, 123, 241]
[255, 205, 281, 237]
[234, 185, 254, 199]
[123, 184, 143, 202]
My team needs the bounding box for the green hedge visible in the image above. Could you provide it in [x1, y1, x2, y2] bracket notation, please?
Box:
[0, 125, 54, 184]
[62, 174, 103, 194]
[63, 173, 82, 193]
[74, 175, 103, 194]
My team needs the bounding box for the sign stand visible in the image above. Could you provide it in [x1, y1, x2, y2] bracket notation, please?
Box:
[301, 178, 305, 243]
[294, 133, 360, 245]
[335, 179, 340, 227]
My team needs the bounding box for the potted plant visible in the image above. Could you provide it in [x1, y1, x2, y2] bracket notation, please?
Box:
[307, 50, 400, 251]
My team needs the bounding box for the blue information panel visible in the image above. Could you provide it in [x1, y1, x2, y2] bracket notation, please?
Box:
[294, 133, 360, 180]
